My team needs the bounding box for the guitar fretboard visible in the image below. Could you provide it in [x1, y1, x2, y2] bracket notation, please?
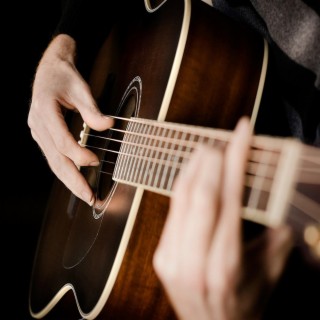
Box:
[111, 117, 305, 227]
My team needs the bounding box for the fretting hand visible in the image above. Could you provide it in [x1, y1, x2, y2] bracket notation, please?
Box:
[153, 117, 293, 320]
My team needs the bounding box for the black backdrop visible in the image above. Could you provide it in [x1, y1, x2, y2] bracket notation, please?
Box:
[3, 1, 61, 318]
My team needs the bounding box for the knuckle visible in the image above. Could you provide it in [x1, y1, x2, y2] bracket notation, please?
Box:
[29, 129, 38, 142]
[154, 248, 206, 295]
[185, 268, 206, 295]
[207, 273, 229, 299]
[153, 250, 179, 286]
[55, 136, 70, 154]
[27, 115, 34, 129]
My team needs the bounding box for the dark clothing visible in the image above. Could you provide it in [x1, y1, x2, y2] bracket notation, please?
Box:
[212, 0, 320, 147]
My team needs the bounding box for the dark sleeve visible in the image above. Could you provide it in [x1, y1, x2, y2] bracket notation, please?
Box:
[263, 246, 320, 319]
[211, 0, 320, 147]
[210, 0, 269, 40]
[54, 0, 123, 77]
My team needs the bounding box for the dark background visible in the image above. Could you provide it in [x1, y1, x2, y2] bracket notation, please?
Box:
[3, 1, 61, 318]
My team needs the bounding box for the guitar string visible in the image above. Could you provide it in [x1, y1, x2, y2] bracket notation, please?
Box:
[94, 164, 320, 230]
[103, 115, 320, 171]
[81, 126, 320, 207]
[81, 130, 320, 183]
[81, 124, 277, 206]
[89, 156, 320, 229]
[82, 139, 276, 191]
[100, 115, 290, 151]
[87, 115, 320, 186]
[78, 117, 320, 227]
[82, 131, 280, 172]
[85, 127, 280, 166]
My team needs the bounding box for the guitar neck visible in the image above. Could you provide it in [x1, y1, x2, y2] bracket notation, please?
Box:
[111, 117, 320, 229]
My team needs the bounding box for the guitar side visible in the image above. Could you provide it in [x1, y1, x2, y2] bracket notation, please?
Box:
[29, 0, 266, 319]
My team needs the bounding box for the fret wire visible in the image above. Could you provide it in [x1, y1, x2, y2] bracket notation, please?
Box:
[108, 116, 288, 151]
[154, 127, 172, 188]
[164, 129, 181, 190]
[103, 151, 275, 193]
[121, 121, 135, 181]
[247, 148, 273, 211]
[117, 116, 233, 143]
[98, 149, 295, 201]
[126, 121, 140, 182]
[85, 132, 281, 167]
[142, 125, 158, 186]
[117, 121, 130, 181]
[160, 128, 175, 190]
[114, 149, 276, 189]
[247, 161, 276, 179]
[183, 132, 196, 170]
[130, 122, 148, 183]
[127, 121, 141, 182]
[83, 116, 320, 230]
[167, 129, 187, 191]
[146, 126, 162, 187]
[207, 136, 215, 147]
[113, 122, 128, 179]
[128, 116, 286, 150]
[106, 161, 274, 194]
[89, 141, 283, 187]
[106, 127, 229, 152]
[136, 124, 153, 184]
[250, 149, 279, 165]
[245, 175, 272, 192]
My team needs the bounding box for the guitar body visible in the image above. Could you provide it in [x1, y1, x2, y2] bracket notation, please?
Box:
[29, 0, 266, 319]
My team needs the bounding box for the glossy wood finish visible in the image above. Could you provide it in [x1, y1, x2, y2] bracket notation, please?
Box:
[29, 0, 264, 319]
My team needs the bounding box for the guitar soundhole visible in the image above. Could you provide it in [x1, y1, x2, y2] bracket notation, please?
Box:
[92, 92, 138, 215]
[62, 79, 140, 269]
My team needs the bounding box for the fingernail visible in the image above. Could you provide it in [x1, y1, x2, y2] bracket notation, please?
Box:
[82, 190, 94, 206]
[104, 116, 114, 124]
[88, 196, 95, 207]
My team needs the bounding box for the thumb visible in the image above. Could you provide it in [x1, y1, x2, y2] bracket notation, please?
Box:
[69, 80, 114, 131]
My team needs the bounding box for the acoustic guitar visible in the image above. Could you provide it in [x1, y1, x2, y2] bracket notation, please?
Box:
[29, 0, 320, 319]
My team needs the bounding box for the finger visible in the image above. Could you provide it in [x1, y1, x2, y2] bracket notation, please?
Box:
[62, 77, 114, 131]
[33, 56, 114, 132]
[30, 122, 95, 206]
[177, 147, 224, 320]
[221, 117, 252, 219]
[39, 99, 102, 167]
[180, 146, 223, 273]
[214, 117, 252, 256]
[155, 147, 219, 262]
[153, 153, 197, 319]
[154, 147, 223, 320]
[154, 149, 198, 271]
[206, 117, 252, 314]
